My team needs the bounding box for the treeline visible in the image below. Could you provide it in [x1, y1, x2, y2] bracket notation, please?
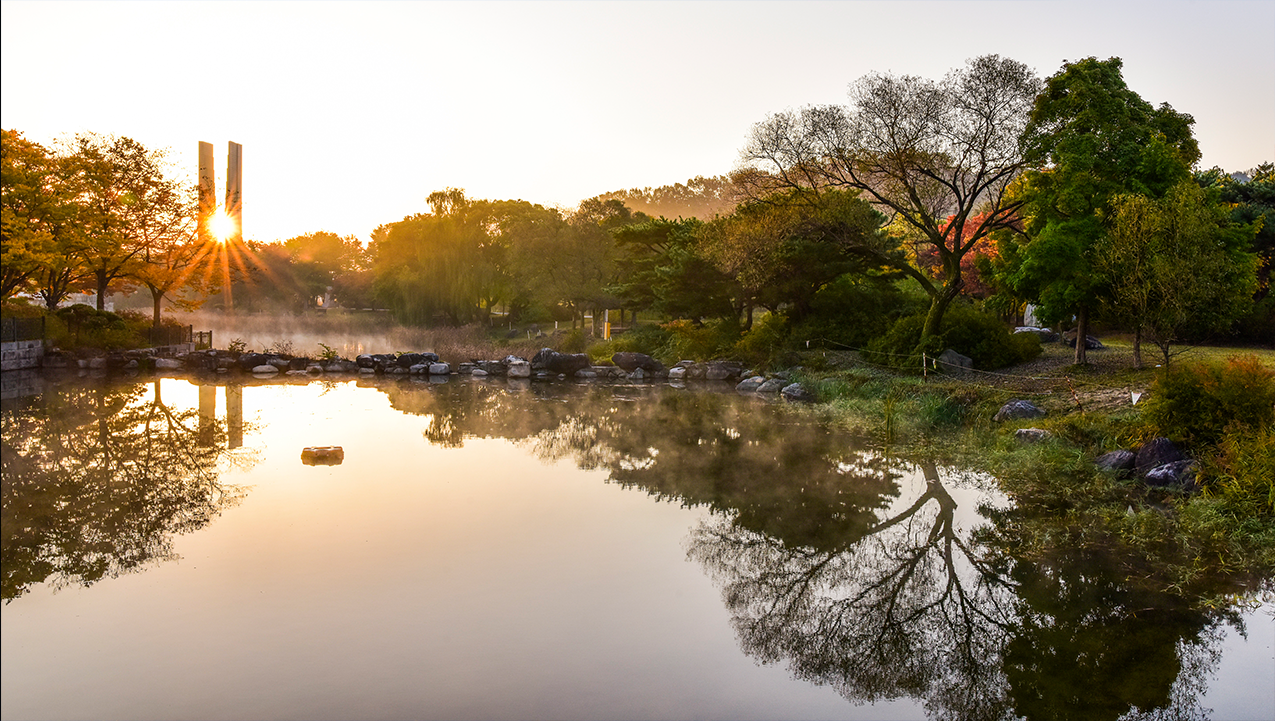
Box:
[4, 54, 1272, 367]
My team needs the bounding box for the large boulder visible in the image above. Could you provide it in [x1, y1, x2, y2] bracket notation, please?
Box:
[506, 358, 531, 378]
[780, 382, 816, 403]
[705, 361, 745, 381]
[428, 362, 451, 375]
[937, 349, 972, 373]
[397, 352, 439, 368]
[1135, 437, 1184, 475]
[611, 352, 664, 374]
[355, 354, 375, 368]
[1095, 450, 1137, 474]
[1143, 460, 1197, 490]
[1064, 333, 1105, 350]
[1014, 326, 1059, 343]
[531, 348, 591, 375]
[237, 352, 269, 371]
[757, 378, 791, 393]
[993, 399, 1046, 423]
[735, 376, 766, 392]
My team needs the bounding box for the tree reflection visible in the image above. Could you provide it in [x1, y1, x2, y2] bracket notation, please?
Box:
[1, 381, 252, 602]
[374, 379, 1261, 720]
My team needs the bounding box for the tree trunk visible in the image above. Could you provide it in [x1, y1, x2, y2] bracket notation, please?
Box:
[95, 270, 108, 311]
[151, 288, 164, 326]
[1073, 305, 1089, 365]
[1132, 324, 1143, 369]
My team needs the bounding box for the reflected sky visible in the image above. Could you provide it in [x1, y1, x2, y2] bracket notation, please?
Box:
[2, 378, 1271, 721]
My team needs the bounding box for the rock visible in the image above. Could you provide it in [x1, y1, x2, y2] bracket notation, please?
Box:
[359, 367, 375, 374]
[286, 370, 309, 376]
[629, 367, 646, 380]
[993, 399, 1046, 422]
[1014, 326, 1059, 343]
[611, 352, 664, 373]
[757, 378, 791, 393]
[1136, 437, 1184, 475]
[288, 357, 309, 370]
[705, 361, 745, 381]
[735, 376, 766, 392]
[1095, 450, 1137, 474]
[506, 359, 531, 378]
[1064, 333, 1105, 350]
[574, 369, 597, 379]
[667, 366, 687, 380]
[477, 360, 508, 376]
[428, 362, 451, 375]
[409, 363, 428, 375]
[155, 358, 183, 370]
[937, 349, 973, 373]
[531, 348, 591, 375]
[252, 364, 279, 374]
[1143, 460, 1197, 489]
[307, 364, 324, 374]
[1015, 428, 1052, 443]
[458, 363, 475, 374]
[122, 359, 139, 370]
[237, 352, 268, 371]
[780, 382, 815, 402]
[268, 357, 290, 369]
[356, 354, 375, 368]
[88, 357, 108, 370]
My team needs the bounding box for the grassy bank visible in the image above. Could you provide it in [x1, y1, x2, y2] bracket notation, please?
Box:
[783, 342, 1275, 603]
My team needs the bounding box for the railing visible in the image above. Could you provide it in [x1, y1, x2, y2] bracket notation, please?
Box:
[148, 324, 193, 347]
[1, 316, 45, 343]
[194, 330, 213, 349]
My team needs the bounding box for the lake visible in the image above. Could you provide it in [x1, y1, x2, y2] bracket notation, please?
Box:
[2, 375, 1271, 720]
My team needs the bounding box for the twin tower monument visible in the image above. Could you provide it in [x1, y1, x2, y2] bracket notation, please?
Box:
[197, 140, 242, 244]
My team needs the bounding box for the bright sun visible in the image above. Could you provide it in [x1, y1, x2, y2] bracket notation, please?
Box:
[208, 210, 236, 242]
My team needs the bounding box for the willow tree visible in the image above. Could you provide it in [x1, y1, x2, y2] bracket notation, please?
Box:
[734, 55, 1042, 345]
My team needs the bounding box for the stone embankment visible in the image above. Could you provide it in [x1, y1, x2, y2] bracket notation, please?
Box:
[36, 347, 816, 399]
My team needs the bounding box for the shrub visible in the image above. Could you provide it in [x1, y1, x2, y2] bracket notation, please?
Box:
[656, 318, 740, 363]
[732, 312, 789, 369]
[586, 324, 670, 364]
[1143, 355, 1275, 449]
[788, 276, 921, 351]
[866, 304, 1041, 371]
[558, 328, 588, 354]
[1200, 425, 1275, 517]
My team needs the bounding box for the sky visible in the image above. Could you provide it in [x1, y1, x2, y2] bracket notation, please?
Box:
[3, 0, 1273, 245]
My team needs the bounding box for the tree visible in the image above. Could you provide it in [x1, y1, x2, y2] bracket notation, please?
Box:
[1, 130, 89, 304]
[283, 231, 365, 308]
[735, 55, 1042, 345]
[590, 175, 739, 220]
[610, 217, 738, 324]
[697, 188, 889, 327]
[1007, 57, 1199, 364]
[1096, 183, 1258, 366]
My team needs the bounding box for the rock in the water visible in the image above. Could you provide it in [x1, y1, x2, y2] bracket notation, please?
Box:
[530, 348, 590, 375]
[506, 359, 531, 378]
[471, 369, 488, 377]
[757, 378, 791, 393]
[356, 354, 375, 368]
[993, 399, 1046, 422]
[667, 366, 687, 380]
[611, 352, 664, 373]
[735, 376, 766, 392]
[477, 360, 508, 376]
[1095, 450, 1137, 474]
[428, 362, 451, 375]
[1136, 437, 1184, 475]
[409, 363, 429, 375]
[629, 367, 646, 380]
[705, 361, 744, 381]
[155, 358, 183, 370]
[1143, 460, 1197, 489]
[237, 353, 268, 371]
[252, 364, 279, 374]
[937, 349, 973, 373]
[1015, 428, 1052, 443]
[780, 382, 815, 402]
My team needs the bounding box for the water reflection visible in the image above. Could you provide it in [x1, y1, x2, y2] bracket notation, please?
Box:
[376, 379, 1261, 721]
[1, 380, 253, 602]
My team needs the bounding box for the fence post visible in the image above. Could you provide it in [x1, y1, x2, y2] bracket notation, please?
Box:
[922, 352, 927, 380]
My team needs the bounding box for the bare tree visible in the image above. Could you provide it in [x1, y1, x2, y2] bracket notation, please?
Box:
[735, 55, 1041, 341]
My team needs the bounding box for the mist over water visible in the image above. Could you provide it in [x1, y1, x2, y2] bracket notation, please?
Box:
[174, 311, 544, 361]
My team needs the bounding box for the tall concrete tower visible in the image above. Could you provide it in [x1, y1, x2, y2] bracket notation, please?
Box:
[226, 141, 243, 243]
[197, 141, 216, 241]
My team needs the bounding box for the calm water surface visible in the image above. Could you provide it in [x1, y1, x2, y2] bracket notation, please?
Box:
[2, 376, 1271, 720]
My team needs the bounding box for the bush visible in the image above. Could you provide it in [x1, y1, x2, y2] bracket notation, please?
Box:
[1143, 355, 1275, 449]
[866, 304, 1041, 371]
[586, 324, 671, 364]
[788, 276, 921, 351]
[558, 328, 588, 354]
[732, 312, 789, 369]
[51, 304, 153, 350]
[1201, 425, 1275, 517]
[656, 318, 740, 363]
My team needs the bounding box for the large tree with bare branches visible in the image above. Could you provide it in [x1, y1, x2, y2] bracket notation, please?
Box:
[734, 55, 1041, 342]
